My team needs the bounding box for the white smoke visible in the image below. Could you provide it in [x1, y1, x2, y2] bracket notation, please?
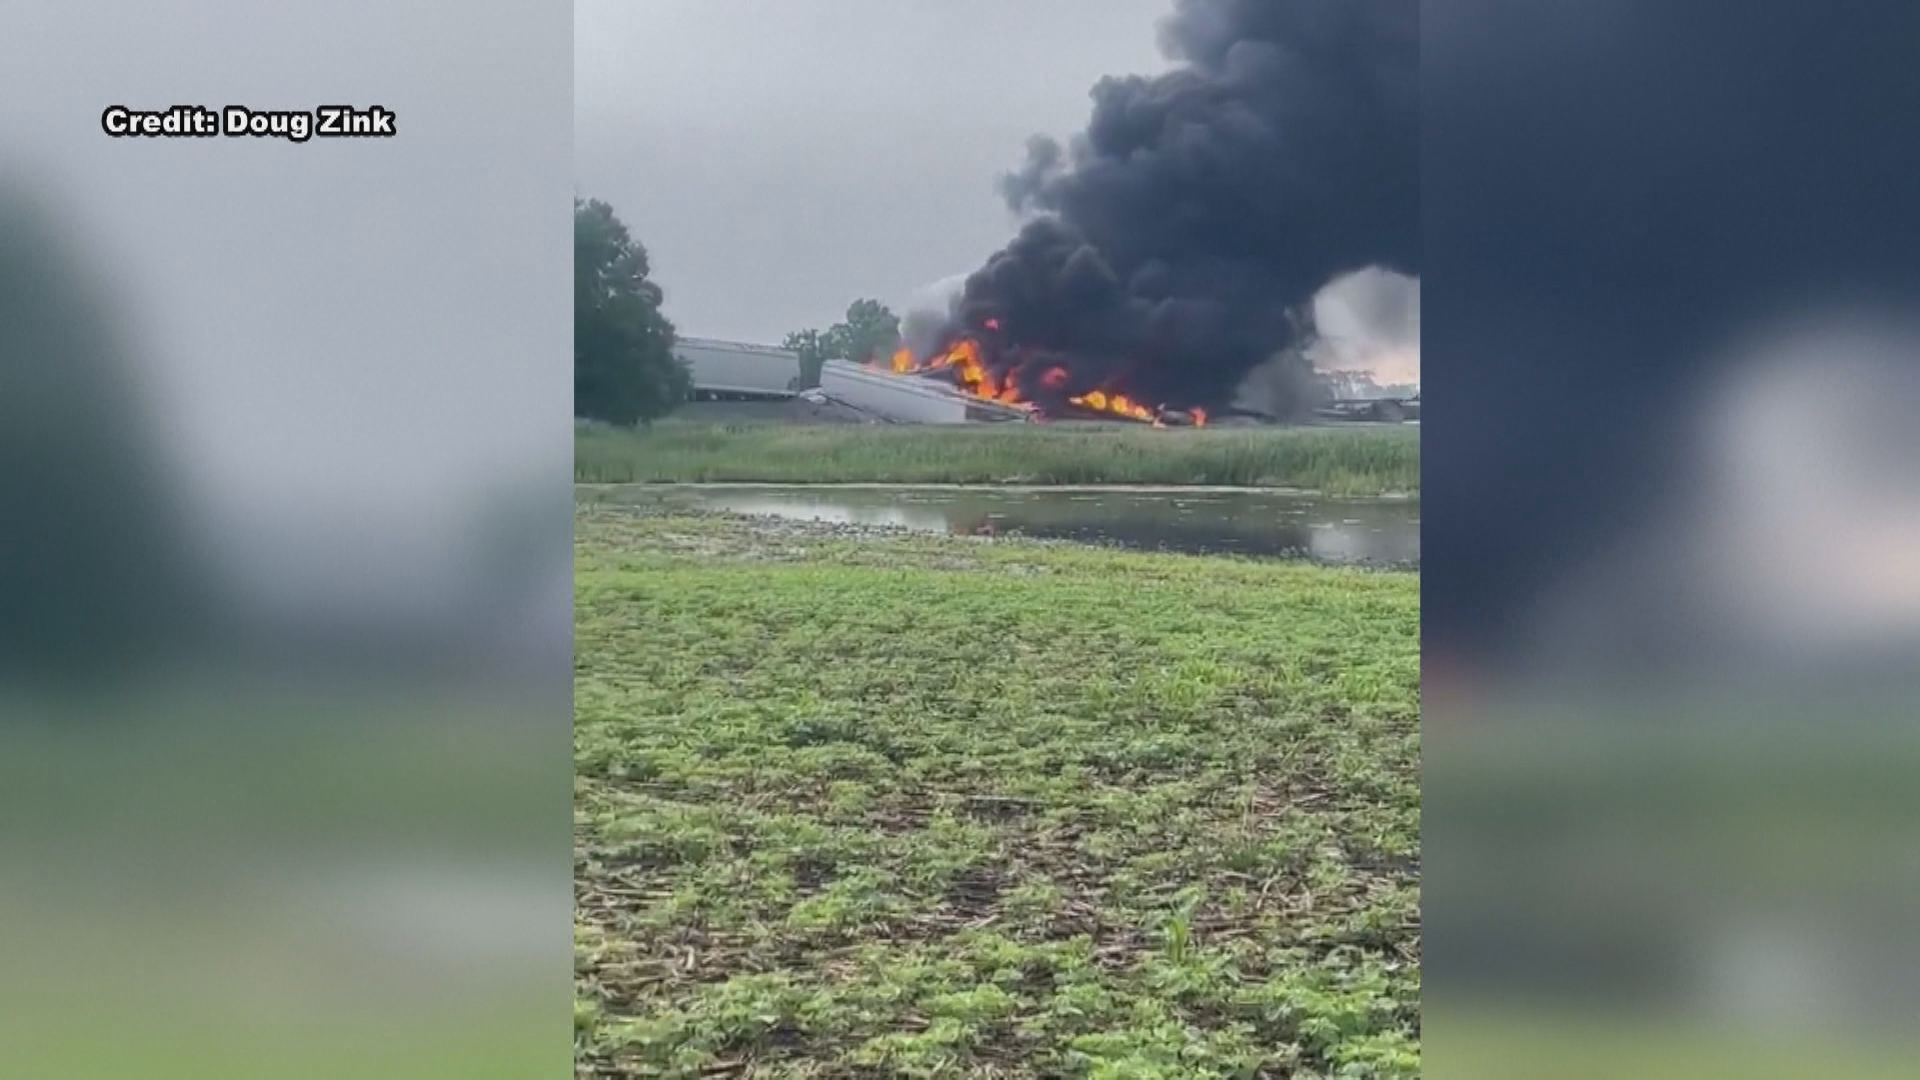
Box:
[897, 273, 970, 362]
[1310, 268, 1421, 391]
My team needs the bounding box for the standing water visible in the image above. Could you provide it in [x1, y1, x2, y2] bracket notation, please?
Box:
[585, 484, 1418, 567]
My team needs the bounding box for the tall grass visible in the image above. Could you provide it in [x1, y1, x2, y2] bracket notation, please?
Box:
[575, 420, 1419, 494]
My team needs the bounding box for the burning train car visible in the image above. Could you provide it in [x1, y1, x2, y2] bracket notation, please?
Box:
[818, 360, 1029, 424]
[878, 0, 1415, 430]
[871, 320, 1209, 427]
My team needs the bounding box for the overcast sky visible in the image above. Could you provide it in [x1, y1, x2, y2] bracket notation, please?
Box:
[575, 0, 1177, 345]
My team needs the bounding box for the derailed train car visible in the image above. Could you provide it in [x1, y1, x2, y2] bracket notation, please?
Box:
[817, 361, 1030, 424]
[673, 337, 802, 399]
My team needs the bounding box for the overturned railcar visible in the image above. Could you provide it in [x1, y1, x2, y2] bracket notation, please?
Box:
[674, 337, 802, 399]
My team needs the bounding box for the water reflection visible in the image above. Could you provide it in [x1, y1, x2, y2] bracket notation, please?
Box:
[594, 485, 1419, 567]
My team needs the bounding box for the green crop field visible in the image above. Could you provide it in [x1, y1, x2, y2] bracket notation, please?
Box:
[575, 507, 1420, 1077]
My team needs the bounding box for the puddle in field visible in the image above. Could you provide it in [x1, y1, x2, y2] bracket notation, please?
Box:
[592, 484, 1419, 566]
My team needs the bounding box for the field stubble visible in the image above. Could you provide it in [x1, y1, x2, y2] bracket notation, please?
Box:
[575, 507, 1420, 1078]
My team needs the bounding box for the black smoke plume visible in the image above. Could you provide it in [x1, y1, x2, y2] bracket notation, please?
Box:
[937, 0, 1418, 415]
[1421, 0, 1920, 664]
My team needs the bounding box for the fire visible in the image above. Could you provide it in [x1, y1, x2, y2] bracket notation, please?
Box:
[1067, 388, 1155, 423]
[873, 332, 1209, 427]
[882, 338, 1032, 409]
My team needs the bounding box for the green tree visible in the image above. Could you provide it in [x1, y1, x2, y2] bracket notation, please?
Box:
[781, 328, 833, 390]
[783, 298, 902, 388]
[840, 298, 902, 366]
[574, 198, 689, 425]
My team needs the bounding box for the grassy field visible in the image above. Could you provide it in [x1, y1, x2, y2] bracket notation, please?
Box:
[575, 507, 1421, 1077]
[576, 421, 1419, 496]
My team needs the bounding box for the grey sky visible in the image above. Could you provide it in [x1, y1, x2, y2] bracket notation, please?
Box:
[575, 0, 1176, 345]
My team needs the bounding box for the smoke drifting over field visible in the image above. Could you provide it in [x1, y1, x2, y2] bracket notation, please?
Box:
[928, 0, 1418, 415]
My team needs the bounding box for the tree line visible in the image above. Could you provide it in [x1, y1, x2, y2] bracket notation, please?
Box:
[574, 197, 903, 426]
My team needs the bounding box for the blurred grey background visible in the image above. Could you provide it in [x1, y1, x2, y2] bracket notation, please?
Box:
[0, 2, 571, 1077]
[1424, 2, 1920, 1075]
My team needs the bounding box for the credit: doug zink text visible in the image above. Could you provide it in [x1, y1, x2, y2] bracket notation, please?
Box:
[101, 105, 397, 142]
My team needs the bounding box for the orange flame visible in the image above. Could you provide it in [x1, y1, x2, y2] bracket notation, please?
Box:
[872, 335, 1208, 426]
[879, 338, 1032, 409]
[1068, 388, 1157, 423]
